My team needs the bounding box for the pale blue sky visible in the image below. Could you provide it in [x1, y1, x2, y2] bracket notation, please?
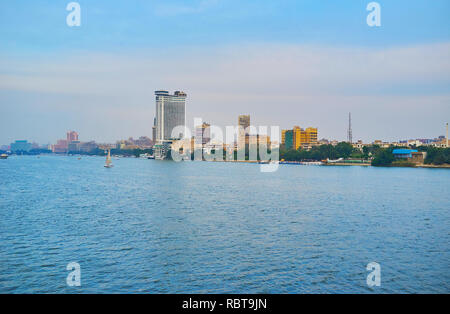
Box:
[0, 0, 449, 144]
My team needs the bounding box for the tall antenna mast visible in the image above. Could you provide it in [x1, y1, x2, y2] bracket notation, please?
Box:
[446, 122, 449, 148]
[347, 112, 353, 144]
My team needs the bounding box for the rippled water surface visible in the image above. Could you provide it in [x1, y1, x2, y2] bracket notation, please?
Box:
[0, 155, 449, 293]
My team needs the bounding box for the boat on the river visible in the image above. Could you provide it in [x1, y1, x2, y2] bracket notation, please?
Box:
[104, 150, 113, 168]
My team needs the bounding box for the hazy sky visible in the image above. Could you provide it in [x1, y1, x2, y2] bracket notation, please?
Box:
[0, 0, 449, 144]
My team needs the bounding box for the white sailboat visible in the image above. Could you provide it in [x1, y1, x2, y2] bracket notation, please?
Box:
[104, 149, 113, 168]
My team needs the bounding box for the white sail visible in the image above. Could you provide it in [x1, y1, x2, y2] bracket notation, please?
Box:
[105, 150, 113, 167]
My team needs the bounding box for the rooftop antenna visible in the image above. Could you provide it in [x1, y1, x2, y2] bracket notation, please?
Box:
[347, 112, 353, 144]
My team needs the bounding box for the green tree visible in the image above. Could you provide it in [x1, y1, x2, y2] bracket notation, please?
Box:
[372, 148, 394, 166]
[335, 142, 353, 158]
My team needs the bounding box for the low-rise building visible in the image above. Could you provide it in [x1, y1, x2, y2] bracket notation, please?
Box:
[392, 149, 418, 159]
[431, 138, 449, 148]
[80, 141, 98, 153]
[52, 139, 68, 153]
[10, 140, 32, 153]
[283, 126, 318, 150]
[411, 151, 427, 164]
[68, 141, 81, 152]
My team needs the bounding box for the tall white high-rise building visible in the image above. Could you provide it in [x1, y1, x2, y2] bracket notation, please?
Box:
[154, 90, 186, 143]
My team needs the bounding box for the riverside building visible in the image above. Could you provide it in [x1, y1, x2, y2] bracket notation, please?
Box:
[153, 90, 187, 159]
[283, 126, 318, 150]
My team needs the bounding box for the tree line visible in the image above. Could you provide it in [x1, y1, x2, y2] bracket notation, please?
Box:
[371, 146, 450, 166]
[280, 142, 368, 161]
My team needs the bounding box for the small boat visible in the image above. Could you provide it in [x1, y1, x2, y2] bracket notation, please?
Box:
[0, 154, 8, 159]
[104, 150, 113, 168]
[326, 158, 344, 163]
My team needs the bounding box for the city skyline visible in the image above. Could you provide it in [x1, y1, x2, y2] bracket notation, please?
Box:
[1, 1, 449, 144]
[2, 108, 449, 148]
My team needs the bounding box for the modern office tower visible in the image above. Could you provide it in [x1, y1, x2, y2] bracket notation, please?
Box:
[195, 122, 211, 145]
[154, 90, 186, 143]
[67, 131, 79, 142]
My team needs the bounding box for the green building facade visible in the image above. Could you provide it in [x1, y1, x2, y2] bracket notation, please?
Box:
[285, 130, 294, 150]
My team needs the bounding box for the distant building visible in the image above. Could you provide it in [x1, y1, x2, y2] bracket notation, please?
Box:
[352, 140, 364, 151]
[411, 152, 427, 164]
[283, 126, 318, 149]
[432, 138, 450, 148]
[10, 140, 32, 153]
[134, 136, 153, 148]
[67, 131, 79, 142]
[373, 140, 382, 145]
[285, 130, 294, 150]
[238, 115, 250, 132]
[305, 127, 318, 146]
[407, 139, 422, 147]
[52, 139, 68, 153]
[79, 141, 98, 152]
[249, 134, 271, 146]
[281, 130, 287, 145]
[116, 136, 152, 150]
[392, 149, 417, 159]
[68, 141, 81, 152]
[195, 123, 211, 146]
[52, 130, 79, 153]
[153, 90, 187, 159]
[392, 149, 427, 164]
[154, 90, 186, 143]
[237, 115, 250, 150]
[372, 140, 390, 148]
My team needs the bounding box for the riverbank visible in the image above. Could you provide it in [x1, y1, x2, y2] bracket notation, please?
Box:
[417, 164, 450, 169]
[323, 162, 371, 166]
[5, 154, 450, 169]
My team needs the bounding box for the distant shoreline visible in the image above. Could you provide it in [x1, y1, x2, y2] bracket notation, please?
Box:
[3, 154, 450, 169]
[416, 164, 450, 169]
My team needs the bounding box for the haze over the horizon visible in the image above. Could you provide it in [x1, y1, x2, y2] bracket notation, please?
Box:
[1, 0, 449, 145]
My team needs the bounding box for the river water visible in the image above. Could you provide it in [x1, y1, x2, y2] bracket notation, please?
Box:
[0, 155, 449, 293]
